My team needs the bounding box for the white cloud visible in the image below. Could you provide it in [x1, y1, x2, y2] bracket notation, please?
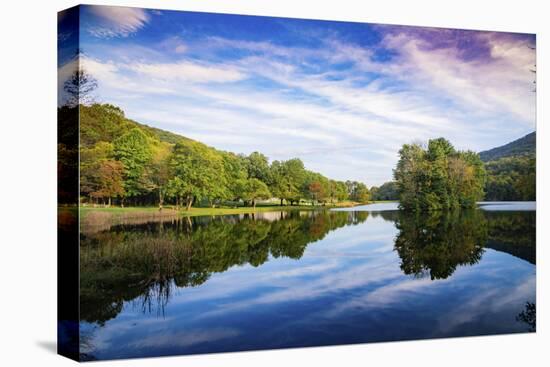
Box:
[159, 36, 188, 54]
[127, 61, 246, 83]
[382, 31, 536, 126]
[79, 28, 536, 185]
[86, 6, 150, 38]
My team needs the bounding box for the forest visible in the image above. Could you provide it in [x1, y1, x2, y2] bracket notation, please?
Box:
[480, 133, 536, 201]
[394, 138, 487, 211]
[72, 103, 371, 209]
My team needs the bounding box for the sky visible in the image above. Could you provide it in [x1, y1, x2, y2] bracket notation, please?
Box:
[59, 5, 536, 186]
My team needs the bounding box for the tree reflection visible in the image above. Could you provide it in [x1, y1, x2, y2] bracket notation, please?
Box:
[485, 211, 536, 264]
[516, 302, 536, 332]
[80, 211, 367, 324]
[80, 207, 536, 327]
[394, 210, 487, 280]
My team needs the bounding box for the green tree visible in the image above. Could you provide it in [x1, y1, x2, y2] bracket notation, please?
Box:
[240, 178, 272, 208]
[113, 128, 153, 204]
[220, 152, 248, 202]
[394, 138, 486, 211]
[80, 141, 115, 203]
[149, 143, 173, 209]
[345, 180, 370, 203]
[90, 160, 125, 206]
[308, 181, 325, 204]
[167, 142, 225, 210]
[246, 152, 271, 183]
[485, 155, 535, 201]
[371, 181, 398, 201]
[270, 158, 306, 205]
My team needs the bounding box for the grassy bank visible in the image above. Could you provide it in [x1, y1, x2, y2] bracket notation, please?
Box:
[78, 202, 361, 232]
[80, 203, 354, 219]
[79, 200, 391, 218]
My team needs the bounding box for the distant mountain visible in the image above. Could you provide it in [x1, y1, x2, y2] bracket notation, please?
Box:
[479, 132, 536, 162]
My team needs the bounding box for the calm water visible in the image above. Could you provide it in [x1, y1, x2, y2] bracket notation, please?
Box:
[79, 203, 536, 360]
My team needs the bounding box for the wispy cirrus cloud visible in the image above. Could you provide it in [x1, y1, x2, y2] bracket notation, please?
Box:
[71, 9, 535, 185]
[380, 28, 536, 125]
[85, 6, 150, 38]
[127, 60, 246, 83]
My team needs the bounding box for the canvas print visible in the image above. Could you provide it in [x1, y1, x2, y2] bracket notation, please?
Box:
[57, 5, 536, 361]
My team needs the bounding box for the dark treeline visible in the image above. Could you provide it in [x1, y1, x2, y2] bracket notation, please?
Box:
[484, 210, 536, 264]
[370, 181, 398, 201]
[480, 132, 536, 201]
[73, 104, 371, 209]
[484, 155, 536, 201]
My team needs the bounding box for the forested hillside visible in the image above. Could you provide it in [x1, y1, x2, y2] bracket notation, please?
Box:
[480, 132, 536, 201]
[67, 102, 536, 208]
[479, 132, 535, 162]
[76, 104, 370, 208]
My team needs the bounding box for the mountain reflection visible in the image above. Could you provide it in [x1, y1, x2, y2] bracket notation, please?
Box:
[80, 208, 535, 325]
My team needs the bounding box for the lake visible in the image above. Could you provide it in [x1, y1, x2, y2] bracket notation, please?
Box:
[79, 202, 536, 360]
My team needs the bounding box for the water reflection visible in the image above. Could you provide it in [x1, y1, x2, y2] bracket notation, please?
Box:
[394, 210, 487, 280]
[80, 211, 369, 324]
[80, 205, 535, 359]
[516, 302, 536, 332]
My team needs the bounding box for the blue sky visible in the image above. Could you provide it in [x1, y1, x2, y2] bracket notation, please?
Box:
[59, 5, 536, 186]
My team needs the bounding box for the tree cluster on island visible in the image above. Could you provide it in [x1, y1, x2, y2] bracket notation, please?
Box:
[394, 138, 487, 211]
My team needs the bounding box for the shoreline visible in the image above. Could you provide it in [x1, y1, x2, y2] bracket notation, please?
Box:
[75, 202, 368, 233]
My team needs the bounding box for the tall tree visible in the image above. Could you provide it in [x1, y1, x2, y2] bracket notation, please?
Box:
[240, 178, 271, 208]
[345, 180, 370, 203]
[80, 141, 114, 202]
[168, 142, 225, 210]
[113, 128, 153, 204]
[149, 143, 173, 210]
[270, 158, 306, 205]
[91, 160, 125, 206]
[246, 152, 271, 183]
[308, 181, 325, 204]
[64, 68, 98, 107]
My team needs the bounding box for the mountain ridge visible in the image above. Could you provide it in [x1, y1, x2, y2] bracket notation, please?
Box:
[479, 132, 536, 162]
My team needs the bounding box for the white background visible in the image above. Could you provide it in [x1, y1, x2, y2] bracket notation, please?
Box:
[0, 0, 547, 365]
